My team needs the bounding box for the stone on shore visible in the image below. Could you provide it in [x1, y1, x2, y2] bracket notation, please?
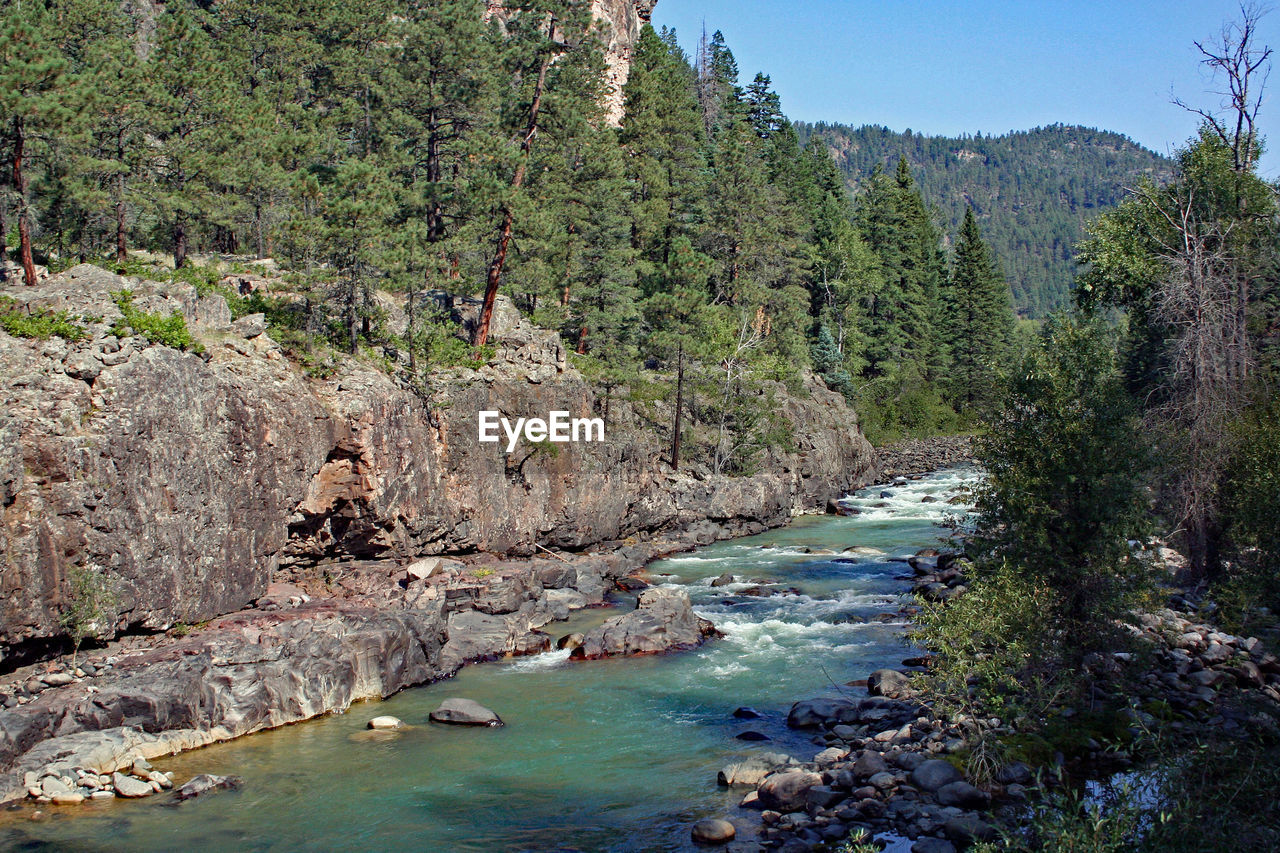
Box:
[112, 772, 154, 798]
[756, 770, 822, 811]
[691, 818, 736, 844]
[429, 698, 503, 727]
[910, 759, 964, 792]
[717, 753, 798, 787]
[867, 668, 912, 699]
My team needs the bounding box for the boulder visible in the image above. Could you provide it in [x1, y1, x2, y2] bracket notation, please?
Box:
[711, 572, 736, 587]
[571, 588, 717, 659]
[943, 815, 997, 845]
[867, 669, 912, 699]
[690, 818, 736, 845]
[112, 772, 153, 798]
[429, 698, 503, 727]
[995, 761, 1033, 787]
[174, 774, 242, 801]
[367, 716, 404, 730]
[910, 760, 963, 792]
[717, 753, 797, 787]
[911, 838, 957, 853]
[756, 770, 823, 812]
[556, 633, 585, 651]
[786, 697, 856, 729]
[935, 780, 990, 809]
[852, 749, 889, 779]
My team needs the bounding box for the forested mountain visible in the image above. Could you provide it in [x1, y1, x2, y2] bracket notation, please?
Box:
[795, 122, 1173, 316]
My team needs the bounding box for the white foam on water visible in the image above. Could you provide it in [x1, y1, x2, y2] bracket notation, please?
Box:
[501, 648, 573, 672]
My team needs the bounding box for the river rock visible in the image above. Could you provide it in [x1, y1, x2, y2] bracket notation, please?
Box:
[50, 792, 84, 805]
[786, 697, 856, 729]
[995, 761, 1033, 786]
[429, 698, 503, 727]
[556, 633, 585, 651]
[717, 753, 798, 787]
[935, 780, 990, 809]
[852, 749, 889, 779]
[40, 673, 75, 687]
[910, 760, 964, 792]
[756, 770, 823, 811]
[711, 572, 736, 587]
[691, 818, 736, 844]
[911, 839, 956, 853]
[368, 716, 404, 730]
[112, 772, 153, 798]
[571, 588, 717, 660]
[943, 814, 997, 845]
[733, 707, 762, 719]
[867, 669, 912, 699]
[174, 774, 242, 801]
[736, 731, 770, 741]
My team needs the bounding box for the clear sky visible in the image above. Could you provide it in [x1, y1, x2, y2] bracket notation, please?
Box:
[650, 0, 1280, 176]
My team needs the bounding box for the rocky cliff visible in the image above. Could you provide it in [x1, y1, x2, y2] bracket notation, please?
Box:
[0, 265, 875, 659]
[487, 0, 656, 125]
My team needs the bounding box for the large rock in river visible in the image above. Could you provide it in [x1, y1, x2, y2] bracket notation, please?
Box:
[570, 588, 717, 659]
[429, 698, 503, 727]
[756, 770, 823, 811]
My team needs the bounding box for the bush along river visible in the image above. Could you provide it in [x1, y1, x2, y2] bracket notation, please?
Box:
[0, 467, 978, 853]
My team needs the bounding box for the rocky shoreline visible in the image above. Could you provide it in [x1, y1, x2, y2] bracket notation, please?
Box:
[874, 437, 974, 480]
[707, 545, 1280, 852]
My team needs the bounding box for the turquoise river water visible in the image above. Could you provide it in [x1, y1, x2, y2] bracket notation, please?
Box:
[0, 467, 977, 853]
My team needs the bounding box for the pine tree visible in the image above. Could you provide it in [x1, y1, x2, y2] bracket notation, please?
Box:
[0, 0, 77, 283]
[619, 25, 706, 282]
[142, 2, 237, 268]
[941, 206, 1015, 410]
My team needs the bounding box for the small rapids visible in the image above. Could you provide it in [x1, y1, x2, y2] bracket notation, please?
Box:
[1, 466, 978, 853]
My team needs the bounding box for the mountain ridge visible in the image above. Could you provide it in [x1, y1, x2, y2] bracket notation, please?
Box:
[796, 121, 1174, 316]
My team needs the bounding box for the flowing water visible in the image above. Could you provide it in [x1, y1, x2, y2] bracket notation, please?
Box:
[1, 467, 977, 853]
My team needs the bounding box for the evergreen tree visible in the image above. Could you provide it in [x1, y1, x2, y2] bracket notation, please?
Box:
[619, 24, 706, 282]
[0, 0, 76, 283]
[141, 2, 236, 268]
[941, 206, 1015, 410]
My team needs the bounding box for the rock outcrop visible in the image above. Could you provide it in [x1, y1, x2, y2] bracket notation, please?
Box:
[0, 265, 874, 655]
[570, 587, 716, 659]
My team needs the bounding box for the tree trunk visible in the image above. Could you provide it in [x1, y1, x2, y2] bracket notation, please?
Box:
[476, 18, 555, 348]
[13, 117, 37, 286]
[1, 191, 8, 259]
[173, 213, 188, 269]
[671, 343, 684, 471]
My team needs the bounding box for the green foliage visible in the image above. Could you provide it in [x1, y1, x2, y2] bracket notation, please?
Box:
[0, 297, 88, 341]
[59, 565, 117, 663]
[110, 289, 199, 350]
[1217, 393, 1280, 629]
[971, 315, 1153, 649]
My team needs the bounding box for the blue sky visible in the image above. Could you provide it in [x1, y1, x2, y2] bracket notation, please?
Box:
[650, 1, 1280, 176]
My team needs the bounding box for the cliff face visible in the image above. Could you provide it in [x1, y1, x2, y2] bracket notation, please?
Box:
[487, 0, 656, 125]
[0, 265, 875, 656]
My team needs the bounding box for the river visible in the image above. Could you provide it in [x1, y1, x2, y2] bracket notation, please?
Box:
[0, 467, 977, 853]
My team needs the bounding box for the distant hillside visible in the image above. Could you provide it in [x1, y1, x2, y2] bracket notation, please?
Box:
[795, 122, 1173, 316]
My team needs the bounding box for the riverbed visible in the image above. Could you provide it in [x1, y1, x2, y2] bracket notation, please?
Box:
[0, 467, 976, 852]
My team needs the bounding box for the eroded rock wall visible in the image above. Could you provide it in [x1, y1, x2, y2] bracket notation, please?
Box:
[0, 265, 874, 654]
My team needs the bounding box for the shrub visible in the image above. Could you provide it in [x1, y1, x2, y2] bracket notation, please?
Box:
[0, 297, 88, 341]
[59, 565, 118, 666]
[110, 289, 200, 350]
